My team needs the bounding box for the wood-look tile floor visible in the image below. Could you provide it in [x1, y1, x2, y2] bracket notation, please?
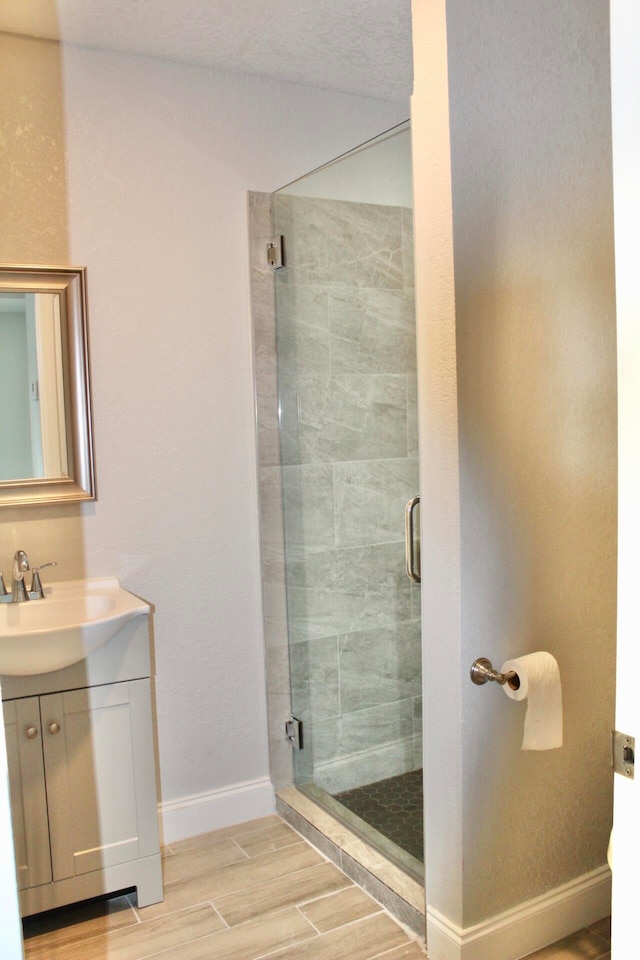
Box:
[22, 815, 427, 960]
[21, 815, 611, 960]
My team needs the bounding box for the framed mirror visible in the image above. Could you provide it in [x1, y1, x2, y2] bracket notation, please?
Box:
[0, 265, 95, 506]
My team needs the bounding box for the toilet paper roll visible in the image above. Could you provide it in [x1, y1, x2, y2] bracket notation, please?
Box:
[500, 652, 563, 751]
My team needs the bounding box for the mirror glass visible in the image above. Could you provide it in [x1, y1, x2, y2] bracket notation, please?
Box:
[0, 266, 95, 506]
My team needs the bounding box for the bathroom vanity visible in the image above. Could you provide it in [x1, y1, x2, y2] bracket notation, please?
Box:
[0, 584, 163, 917]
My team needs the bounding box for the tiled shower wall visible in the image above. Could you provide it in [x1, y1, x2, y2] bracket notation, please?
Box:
[271, 194, 422, 795]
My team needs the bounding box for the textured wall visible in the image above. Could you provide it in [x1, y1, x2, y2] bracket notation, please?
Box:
[449, 0, 617, 924]
[412, 0, 616, 932]
[271, 194, 420, 795]
[0, 32, 407, 811]
[610, 1, 640, 948]
[410, 0, 464, 931]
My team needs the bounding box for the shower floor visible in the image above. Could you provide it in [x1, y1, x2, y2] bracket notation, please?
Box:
[334, 769, 424, 863]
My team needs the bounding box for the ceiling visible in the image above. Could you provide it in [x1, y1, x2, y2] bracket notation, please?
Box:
[0, 0, 413, 101]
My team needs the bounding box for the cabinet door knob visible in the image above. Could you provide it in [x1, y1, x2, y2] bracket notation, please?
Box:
[25, 726, 38, 740]
[48, 722, 61, 735]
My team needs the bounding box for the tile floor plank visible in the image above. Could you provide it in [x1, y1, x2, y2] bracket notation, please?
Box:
[162, 836, 248, 884]
[145, 906, 316, 960]
[169, 816, 281, 852]
[299, 885, 380, 933]
[215, 861, 352, 926]
[134, 842, 324, 921]
[373, 944, 428, 958]
[21, 814, 608, 960]
[27, 904, 224, 960]
[262, 912, 410, 960]
[587, 916, 611, 942]
[23, 896, 138, 959]
[235, 821, 302, 857]
[524, 927, 613, 959]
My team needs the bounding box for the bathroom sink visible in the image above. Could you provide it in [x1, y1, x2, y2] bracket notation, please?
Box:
[0, 578, 150, 676]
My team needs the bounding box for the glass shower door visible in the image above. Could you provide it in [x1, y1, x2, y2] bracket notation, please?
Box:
[272, 123, 423, 873]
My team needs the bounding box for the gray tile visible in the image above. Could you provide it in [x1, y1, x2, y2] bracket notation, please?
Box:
[251, 281, 278, 388]
[275, 283, 330, 376]
[340, 854, 425, 937]
[286, 541, 413, 642]
[412, 735, 423, 771]
[256, 377, 282, 468]
[339, 621, 421, 712]
[412, 697, 422, 733]
[281, 463, 336, 559]
[266, 643, 291, 699]
[278, 374, 300, 465]
[275, 799, 343, 867]
[290, 637, 340, 720]
[315, 737, 416, 795]
[258, 466, 286, 564]
[411, 581, 422, 621]
[402, 207, 415, 290]
[407, 374, 419, 459]
[274, 195, 404, 290]
[329, 288, 416, 375]
[297, 375, 408, 464]
[267, 693, 295, 790]
[334, 458, 419, 547]
[248, 191, 274, 237]
[312, 700, 414, 765]
[262, 581, 288, 644]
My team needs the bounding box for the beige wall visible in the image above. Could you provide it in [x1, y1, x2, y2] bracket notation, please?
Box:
[0, 31, 407, 819]
[413, 0, 616, 934]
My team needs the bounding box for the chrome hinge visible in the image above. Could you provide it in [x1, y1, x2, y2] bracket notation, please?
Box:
[285, 715, 303, 750]
[612, 730, 635, 779]
[267, 236, 284, 270]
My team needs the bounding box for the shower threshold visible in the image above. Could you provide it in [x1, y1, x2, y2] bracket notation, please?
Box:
[302, 780, 423, 882]
[277, 785, 425, 937]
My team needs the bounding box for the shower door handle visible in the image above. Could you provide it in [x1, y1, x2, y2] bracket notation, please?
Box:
[405, 496, 421, 583]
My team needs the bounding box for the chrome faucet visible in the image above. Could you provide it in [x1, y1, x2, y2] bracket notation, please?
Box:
[1, 552, 57, 602]
[12, 550, 31, 603]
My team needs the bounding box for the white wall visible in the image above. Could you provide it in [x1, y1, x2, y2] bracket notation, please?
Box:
[411, 0, 464, 935]
[413, 0, 616, 952]
[280, 126, 413, 206]
[0, 33, 407, 829]
[610, 0, 640, 955]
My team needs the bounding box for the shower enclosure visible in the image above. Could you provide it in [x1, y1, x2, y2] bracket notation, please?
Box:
[268, 123, 423, 877]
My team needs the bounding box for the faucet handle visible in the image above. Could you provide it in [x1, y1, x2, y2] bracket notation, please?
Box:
[30, 562, 57, 599]
[0, 571, 7, 597]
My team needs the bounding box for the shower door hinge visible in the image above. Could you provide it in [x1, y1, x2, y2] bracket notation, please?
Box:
[612, 730, 635, 779]
[285, 715, 303, 750]
[267, 236, 284, 270]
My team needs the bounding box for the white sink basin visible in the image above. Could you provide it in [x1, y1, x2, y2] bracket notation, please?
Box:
[0, 578, 150, 676]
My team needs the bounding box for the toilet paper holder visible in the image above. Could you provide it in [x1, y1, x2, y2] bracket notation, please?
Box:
[470, 657, 521, 690]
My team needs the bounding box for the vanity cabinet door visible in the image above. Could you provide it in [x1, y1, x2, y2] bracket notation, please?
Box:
[41, 679, 159, 881]
[3, 697, 52, 890]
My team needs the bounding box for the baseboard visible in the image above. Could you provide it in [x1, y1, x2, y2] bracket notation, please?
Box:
[159, 777, 276, 844]
[426, 865, 611, 960]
